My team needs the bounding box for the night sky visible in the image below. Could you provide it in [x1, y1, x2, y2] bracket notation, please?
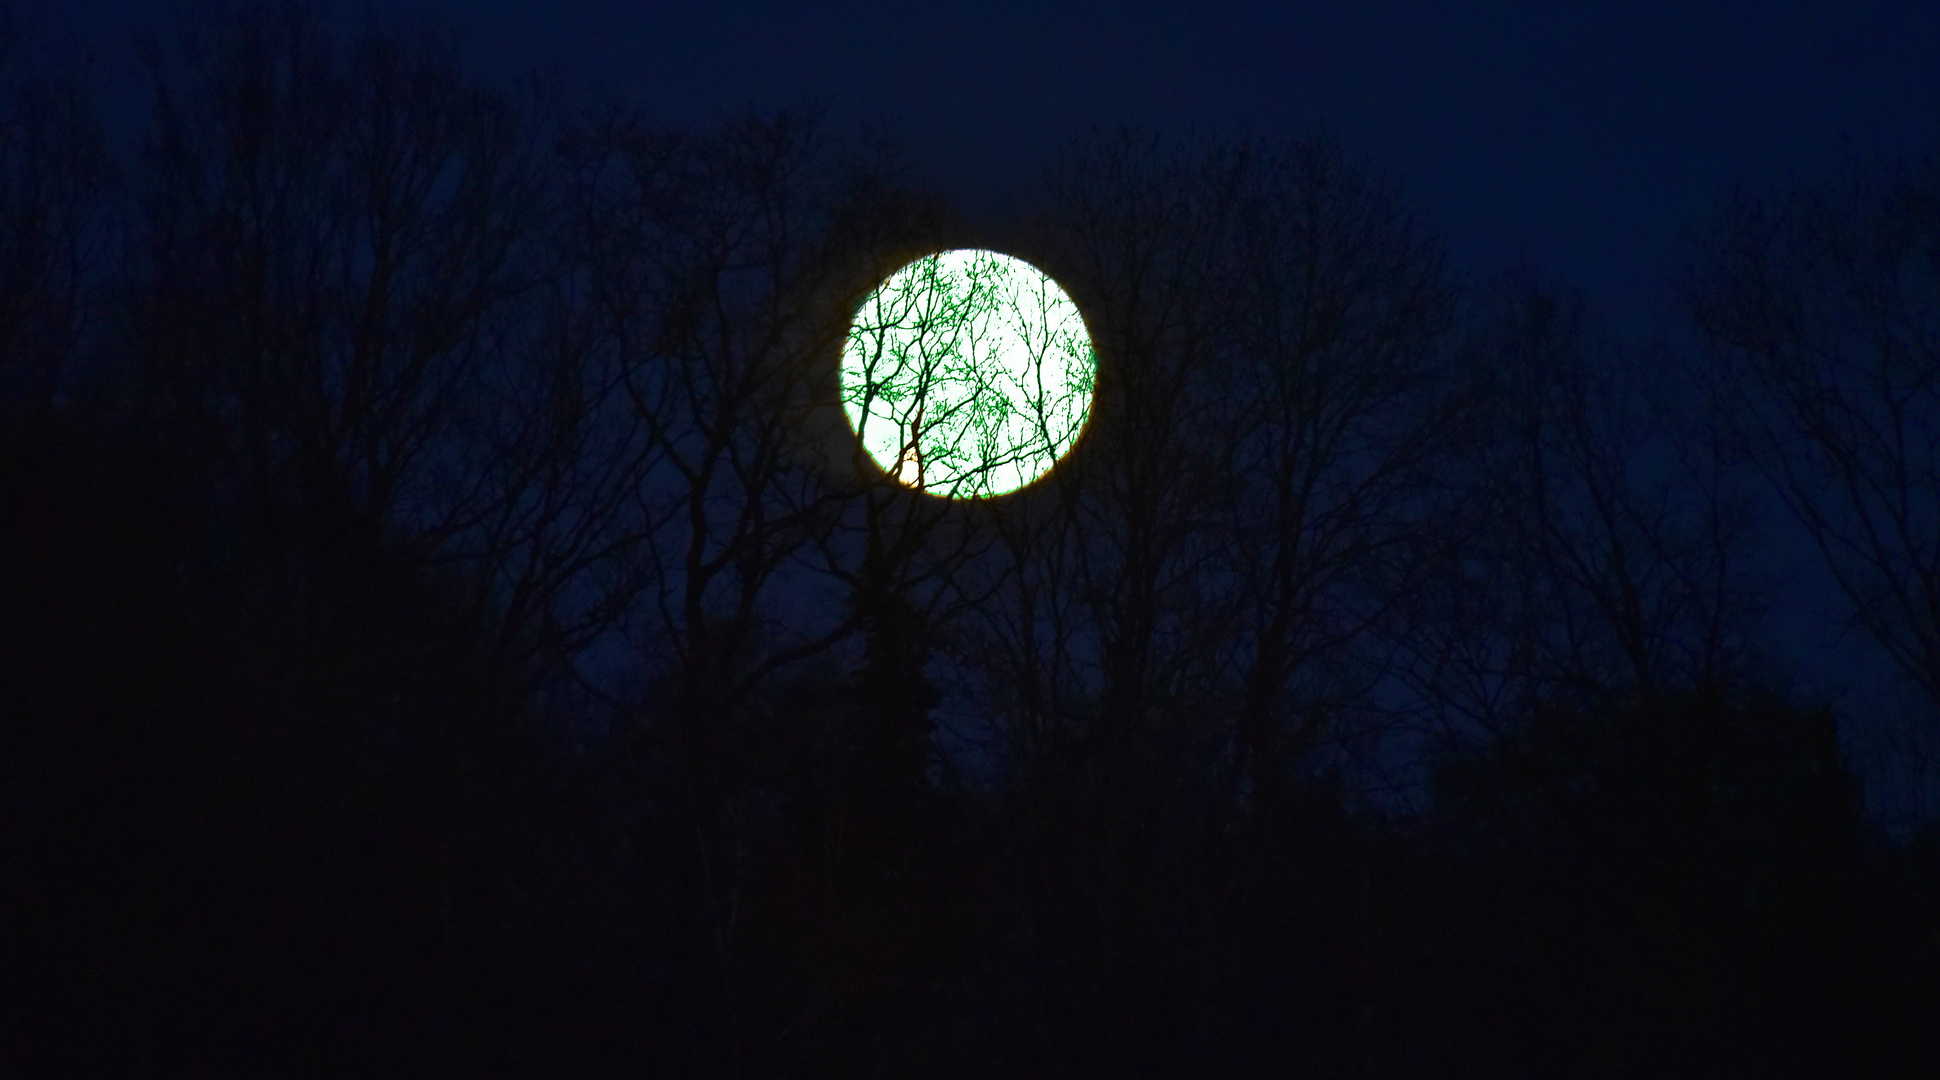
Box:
[15, 0, 1940, 786]
[25, 0, 1940, 337]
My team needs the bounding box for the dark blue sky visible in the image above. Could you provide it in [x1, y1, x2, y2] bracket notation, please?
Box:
[18, 0, 1940, 336]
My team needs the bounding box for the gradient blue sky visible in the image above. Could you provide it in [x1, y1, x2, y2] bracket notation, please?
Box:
[17, 0, 1940, 337]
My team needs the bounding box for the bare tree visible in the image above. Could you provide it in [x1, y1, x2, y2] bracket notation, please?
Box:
[1688, 154, 1940, 706]
[0, 5, 118, 431]
[1401, 276, 1772, 768]
[959, 130, 1464, 823]
[563, 105, 947, 736]
[122, 3, 664, 700]
[1215, 136, 1464, 820]
[557, 99, 1009, 1060]
[1686, 148, 1940, 813]
[956, 130, 1249, 807]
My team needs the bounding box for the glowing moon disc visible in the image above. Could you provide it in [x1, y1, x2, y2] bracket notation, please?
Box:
[841, 249, 1097, 498]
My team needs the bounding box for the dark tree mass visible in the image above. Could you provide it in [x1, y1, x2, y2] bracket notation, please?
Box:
[4, 4, 1938, 1076]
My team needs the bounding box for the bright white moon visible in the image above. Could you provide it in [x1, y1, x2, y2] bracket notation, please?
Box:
[841, 249, 1097, 498]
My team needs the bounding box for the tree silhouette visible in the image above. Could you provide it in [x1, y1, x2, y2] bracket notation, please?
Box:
[1423, 685, 1907, 1076]
[4, 4, 1938, 1075]
[0, 6, 117, 435]
[1400, 275, 1774, 764]
[1687, 150, 1940, 721]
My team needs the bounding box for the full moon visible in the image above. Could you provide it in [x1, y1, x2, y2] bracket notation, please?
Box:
[841, 249, 1097, 498]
